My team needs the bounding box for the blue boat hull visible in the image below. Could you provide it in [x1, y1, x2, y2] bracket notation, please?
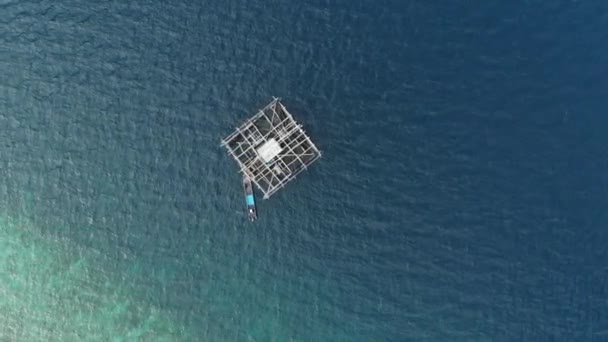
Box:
[243, 176, 257, 221]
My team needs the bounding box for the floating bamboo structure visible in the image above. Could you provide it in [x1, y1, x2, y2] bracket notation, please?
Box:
[221, 98, 321, 199]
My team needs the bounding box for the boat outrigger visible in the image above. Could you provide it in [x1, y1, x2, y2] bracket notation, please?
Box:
[243, 175, 257, 221]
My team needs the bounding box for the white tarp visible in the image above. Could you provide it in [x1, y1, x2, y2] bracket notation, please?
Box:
[256, 138, 282, 163]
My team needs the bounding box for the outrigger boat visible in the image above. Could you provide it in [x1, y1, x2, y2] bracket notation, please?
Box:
[243, 175, 257, 221]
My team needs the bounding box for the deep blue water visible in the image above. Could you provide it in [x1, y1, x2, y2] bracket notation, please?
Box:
[1, 0, 608, 340]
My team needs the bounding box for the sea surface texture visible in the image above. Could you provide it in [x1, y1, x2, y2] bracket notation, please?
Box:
[1, 1, 608, 341]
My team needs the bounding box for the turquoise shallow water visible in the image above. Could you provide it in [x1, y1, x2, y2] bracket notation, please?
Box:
[2, 1, 608, 341]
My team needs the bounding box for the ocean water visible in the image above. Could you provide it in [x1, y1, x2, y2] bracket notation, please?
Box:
[1, 0, 608, 341]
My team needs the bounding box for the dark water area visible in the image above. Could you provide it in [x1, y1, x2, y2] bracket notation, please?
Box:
[1, 0, 608, 340]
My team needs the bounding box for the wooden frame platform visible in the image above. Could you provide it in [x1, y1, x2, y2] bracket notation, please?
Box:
[221, 98, 321, 199]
